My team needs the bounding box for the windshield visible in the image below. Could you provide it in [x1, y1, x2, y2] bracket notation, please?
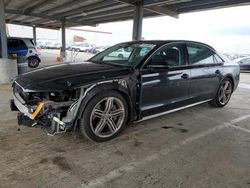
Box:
[89, 43, 156, 67]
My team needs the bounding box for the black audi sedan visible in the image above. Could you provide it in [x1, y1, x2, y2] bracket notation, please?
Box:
[10, 40, 240, 142]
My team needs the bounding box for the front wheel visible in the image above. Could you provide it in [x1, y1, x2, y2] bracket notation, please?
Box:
[210, 77, 233, 107]
[79, 91, 128, 142]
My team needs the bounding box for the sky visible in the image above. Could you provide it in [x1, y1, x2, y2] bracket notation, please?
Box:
[8, 5, 250, 54]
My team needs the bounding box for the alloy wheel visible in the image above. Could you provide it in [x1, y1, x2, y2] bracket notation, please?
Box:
[90, 97, 125, 138]
[218, 80, 232, 105]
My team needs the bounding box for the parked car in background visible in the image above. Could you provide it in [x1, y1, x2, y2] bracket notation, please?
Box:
[11, 40, 240, 142]
[7, 37, 41, 68]
[53, 42, 61, 49]
[234, 56, 250, 71]
[94, 46, 108, 54]
[71, 43, 92, 52]
[44, 41, 57, 49]
[108, 48, 131, 59]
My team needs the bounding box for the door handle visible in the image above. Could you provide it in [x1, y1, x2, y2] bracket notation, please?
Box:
[181, 73, 189, 79]
[215, 70, 221, 74]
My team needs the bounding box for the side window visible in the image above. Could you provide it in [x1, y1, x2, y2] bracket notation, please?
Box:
[187, 44, 217, 65]
[18, 40, 27, 48]
[148, 45, 184, 67]
[7, 39, 19, 48]
[214, 54, 224, 63]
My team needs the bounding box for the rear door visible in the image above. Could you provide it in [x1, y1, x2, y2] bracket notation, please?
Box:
[140, 43, 191, 117]
[186, 43, 224, 101]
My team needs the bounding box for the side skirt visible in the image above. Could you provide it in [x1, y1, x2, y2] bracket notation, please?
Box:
[135, 99, 212, 123]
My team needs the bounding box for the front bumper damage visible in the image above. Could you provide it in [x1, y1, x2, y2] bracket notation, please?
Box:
[10, 91, 78, 135]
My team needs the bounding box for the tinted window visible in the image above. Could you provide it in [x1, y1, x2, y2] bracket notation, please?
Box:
[148, 44, 185, 67]
[89, 43, 156, 67]
[19, 40, 27, 48]
[187, 44, 217, 65]
[7, 39, 19, 48]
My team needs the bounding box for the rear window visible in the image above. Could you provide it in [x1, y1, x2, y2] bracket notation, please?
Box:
[7, 39, 19, 48]
[187, 44, 220, 65]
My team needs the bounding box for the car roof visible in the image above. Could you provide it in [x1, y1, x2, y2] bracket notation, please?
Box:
[119, 40, 215, 51]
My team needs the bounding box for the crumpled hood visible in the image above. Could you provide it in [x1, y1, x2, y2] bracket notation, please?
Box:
[15, 62, 131, 91]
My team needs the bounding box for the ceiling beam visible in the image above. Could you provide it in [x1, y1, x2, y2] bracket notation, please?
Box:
[23, 0, 51, 14]
[144, 5, 178, 18]
[92, 11, 156, 25]
[52, 1, 119, 19]
[171, 0, 250, 13]
[143, 0, 171, 6]
[5, 19, 60, 29]
[114, 0, 179, 18]
[167, 0, 230, 9]
[74, 7, 133, 21]
[86, 9, 154, 23]
[5, 9, 95, 27]
[40, 0, 96, 15]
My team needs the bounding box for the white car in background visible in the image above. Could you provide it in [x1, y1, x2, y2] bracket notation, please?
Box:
[109, 48, 131, 59]
[71, 43, 92, 52]
[7, 37, 41, 68]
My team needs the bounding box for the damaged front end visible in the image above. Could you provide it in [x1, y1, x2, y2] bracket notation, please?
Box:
[10, 82, 81, 135]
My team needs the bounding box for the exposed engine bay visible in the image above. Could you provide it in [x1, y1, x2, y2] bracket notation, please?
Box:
[10, 78, 134, 136]
[11, 82, 81, 135]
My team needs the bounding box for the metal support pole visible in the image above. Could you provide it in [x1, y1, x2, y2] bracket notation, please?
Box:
[33, 26, 37, 46]
[61, 20, 66, 59]
[0, 0, 8, 58]
[132, 2, 143, 41]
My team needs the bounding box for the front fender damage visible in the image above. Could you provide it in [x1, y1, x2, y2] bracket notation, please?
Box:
[12, 78, 138, 136]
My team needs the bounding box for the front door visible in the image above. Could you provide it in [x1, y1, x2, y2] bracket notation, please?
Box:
[140, 43, 190, 117]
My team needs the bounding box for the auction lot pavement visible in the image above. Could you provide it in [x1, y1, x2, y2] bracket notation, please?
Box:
[0, 73, 250, 188]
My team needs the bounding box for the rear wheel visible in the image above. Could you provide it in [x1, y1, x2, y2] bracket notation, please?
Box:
[28, 56, 40, 68]
[210, 77, 233, 107]
[79, 91, 128, 142]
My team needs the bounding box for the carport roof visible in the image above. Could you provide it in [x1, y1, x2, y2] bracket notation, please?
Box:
[4, 0, 250, 29]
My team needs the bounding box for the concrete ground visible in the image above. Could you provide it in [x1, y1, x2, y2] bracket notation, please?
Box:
[0, 73, 250, 188]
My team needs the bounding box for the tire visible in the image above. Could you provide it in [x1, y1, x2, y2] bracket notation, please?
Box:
[28, 56, 40, 68]
[79, 91, 128, 142]
[210, 77, 233, 107]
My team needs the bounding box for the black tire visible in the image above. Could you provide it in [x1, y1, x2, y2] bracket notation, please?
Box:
[79, 91, 128, 142]
[209, 77, 233, 107]
[28, 56, 40, 68]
